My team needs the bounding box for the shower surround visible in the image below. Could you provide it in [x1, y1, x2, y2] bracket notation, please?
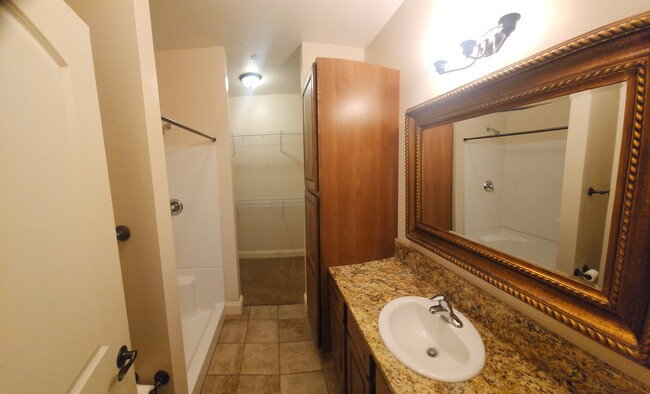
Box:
[165, 145, 226, 393]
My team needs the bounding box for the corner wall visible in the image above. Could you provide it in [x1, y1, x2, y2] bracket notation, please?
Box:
[155, 47, 241, 309]
[299, 42, 365, 85]
[65, 0, 187, 391]
[365, 0, 650, 384]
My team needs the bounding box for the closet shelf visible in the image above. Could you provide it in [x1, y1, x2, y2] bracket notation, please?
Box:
[231, 131, 303, 155]
[235, 197, 304, 218]
[235, 197, 304, 207]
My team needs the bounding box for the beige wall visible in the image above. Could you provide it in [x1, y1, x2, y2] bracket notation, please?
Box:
[366, 0, 650, 384]
[230, 94, 305, 258]
[155, 47, 241, 309]
[299, 42, 365, 85]
[65, 0, 187, 391]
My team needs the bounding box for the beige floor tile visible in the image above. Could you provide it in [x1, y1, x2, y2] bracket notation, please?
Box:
[280, 371, 328, 394]
[240, 343, 280, 375]
[246, 320, 278, 343]
[278, 304, 307, 319]
[278, 318, 312, 343]
[218, 320, 248, 343]
[201, 375, 239, 394]
[226, 306, 251, 321]
[279, 341, 322, 374]
[236, 375, 280, 394]
[208, 344, 244, 375]
[322, 367, 344, 394]
[250, 305, 278, 320]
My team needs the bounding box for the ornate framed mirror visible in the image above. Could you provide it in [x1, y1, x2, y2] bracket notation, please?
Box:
[405, 13, 650, 366]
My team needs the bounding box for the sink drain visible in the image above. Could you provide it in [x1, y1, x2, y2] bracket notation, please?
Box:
[426, 348, 438, 358]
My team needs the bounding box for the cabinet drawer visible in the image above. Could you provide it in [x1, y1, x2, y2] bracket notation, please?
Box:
[346, 311, 371, 377]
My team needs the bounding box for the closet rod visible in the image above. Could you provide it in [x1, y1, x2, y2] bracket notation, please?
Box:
[161, 116, 216, 142]
[463, 126, 568, 141]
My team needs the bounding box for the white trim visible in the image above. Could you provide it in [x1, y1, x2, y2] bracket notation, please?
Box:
[188, 303, 225, 394]
[224, 295, 243, 315]
[238, 249, 305, 259]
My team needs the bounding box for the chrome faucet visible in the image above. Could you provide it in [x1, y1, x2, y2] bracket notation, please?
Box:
[428, 294, 463, 328]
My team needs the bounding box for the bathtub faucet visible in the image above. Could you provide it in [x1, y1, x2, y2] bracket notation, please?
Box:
[428, 294, 463, 328]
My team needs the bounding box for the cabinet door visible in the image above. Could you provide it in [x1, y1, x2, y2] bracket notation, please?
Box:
[375, 367, 392, 394]
[302, 69, 319, 191]
[306, 260, 320, 347]
[305, 191, 321, 344]
[330, 297, 346, 384]
[346, 334, 370, 394]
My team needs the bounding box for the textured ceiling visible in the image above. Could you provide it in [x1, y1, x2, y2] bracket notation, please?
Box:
[149, 0, 404, 97]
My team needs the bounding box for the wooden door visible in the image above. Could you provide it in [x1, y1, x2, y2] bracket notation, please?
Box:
[302, 69, 319, 192]
[304, 190, 321, 344]
[420, 124, 454, 230]
[0, 1, 135, 392]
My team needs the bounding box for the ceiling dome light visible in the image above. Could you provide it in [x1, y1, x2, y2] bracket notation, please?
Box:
[239, 72, 262, 89]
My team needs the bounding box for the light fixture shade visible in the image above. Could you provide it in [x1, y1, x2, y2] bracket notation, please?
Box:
[239, 72, 262, 89]
[434, 12, 521, 75]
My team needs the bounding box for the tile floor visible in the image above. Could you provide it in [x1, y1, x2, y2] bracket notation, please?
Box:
[200, 304, 342, 394]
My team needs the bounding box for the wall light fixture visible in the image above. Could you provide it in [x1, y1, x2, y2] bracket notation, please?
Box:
[239, 72, 262, 89]
[434, 13, 521, 75]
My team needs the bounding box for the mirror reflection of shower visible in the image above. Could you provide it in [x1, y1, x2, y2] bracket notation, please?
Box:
[455, 84, 626, 287]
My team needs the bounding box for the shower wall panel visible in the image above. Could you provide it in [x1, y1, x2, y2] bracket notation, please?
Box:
[166, 145, 223, 270]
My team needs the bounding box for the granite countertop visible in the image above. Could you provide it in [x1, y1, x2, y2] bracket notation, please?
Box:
[329, 244, 650, 394]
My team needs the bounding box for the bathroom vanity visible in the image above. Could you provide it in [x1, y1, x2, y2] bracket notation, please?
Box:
[328, 242, 650, 393]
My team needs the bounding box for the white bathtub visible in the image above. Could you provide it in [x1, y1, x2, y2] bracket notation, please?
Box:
[464, 227, 558, 271]
[177, 272, 225, 394]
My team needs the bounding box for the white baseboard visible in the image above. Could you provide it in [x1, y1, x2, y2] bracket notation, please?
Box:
[238, 249, 305, 259]
[224, 295, 243, 315]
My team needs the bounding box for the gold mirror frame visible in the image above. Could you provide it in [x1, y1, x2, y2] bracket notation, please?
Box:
[405, 13, 650, 366]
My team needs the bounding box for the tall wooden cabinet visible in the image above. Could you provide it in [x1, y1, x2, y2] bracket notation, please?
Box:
[302, 57, 399, 352]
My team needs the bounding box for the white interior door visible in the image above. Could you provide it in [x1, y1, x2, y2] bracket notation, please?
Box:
[0, 1, 136, 392]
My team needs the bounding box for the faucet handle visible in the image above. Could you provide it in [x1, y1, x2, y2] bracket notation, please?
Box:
[428, 294, 448, 314]
[429, 294, 447, 302]
[443, 301, 464, 328]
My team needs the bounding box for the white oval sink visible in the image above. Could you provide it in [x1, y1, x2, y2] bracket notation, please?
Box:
[378, 296, 485, 382]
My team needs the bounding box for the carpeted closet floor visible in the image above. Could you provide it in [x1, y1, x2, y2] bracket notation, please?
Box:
[239, 257, 305, 305]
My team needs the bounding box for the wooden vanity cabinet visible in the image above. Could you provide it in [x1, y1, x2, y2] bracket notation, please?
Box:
[302, 57, 399, 351]
[329, 276, 346, 384]
[347, 332, 371, 394]
[330, 275, 393, 394]
[375, 368, 391, 394]
[347, 311, 373, 394]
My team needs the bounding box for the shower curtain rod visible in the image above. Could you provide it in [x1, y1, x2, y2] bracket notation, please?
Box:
[463, 126, 568, 142]
[161, 116, 216, 142]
